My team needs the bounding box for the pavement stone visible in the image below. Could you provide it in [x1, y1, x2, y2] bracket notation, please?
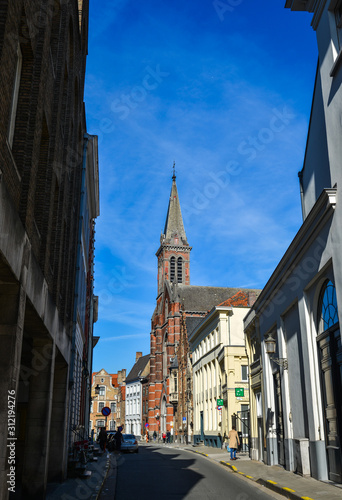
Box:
[46, 446, 111, 500]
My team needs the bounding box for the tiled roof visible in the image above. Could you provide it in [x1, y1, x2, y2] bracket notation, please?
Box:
[175, 285, 260, 312]
[126, 354, 150, 383]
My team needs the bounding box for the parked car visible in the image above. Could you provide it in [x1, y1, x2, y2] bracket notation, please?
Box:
[121, 434, 139, 453]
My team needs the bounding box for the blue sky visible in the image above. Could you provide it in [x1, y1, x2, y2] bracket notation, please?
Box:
[85, 0, 318, 375]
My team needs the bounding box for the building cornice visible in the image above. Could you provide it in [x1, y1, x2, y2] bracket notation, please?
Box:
[244, 188, 337, 327]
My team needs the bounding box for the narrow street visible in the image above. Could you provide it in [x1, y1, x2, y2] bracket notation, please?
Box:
[113, 444, 280, 500]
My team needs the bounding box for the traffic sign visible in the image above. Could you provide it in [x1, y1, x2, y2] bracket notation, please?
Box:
[217, 399, 224, 406]
[101, 406, 111, 417]
[145, 423, 149, 428]
[183, 417, 186, 423]
[235, 388, 244, 397]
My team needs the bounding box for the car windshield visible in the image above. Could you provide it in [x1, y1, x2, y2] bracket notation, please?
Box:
[123, 434, 135, 440]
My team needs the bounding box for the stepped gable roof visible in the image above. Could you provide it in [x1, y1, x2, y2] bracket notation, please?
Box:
[175, 285, 261, 312]
[126, 354, 150, 383]
[162, 173, 188, 246]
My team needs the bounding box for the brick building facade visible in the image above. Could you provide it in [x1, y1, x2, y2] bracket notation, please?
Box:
[0, 1, 99, 498]
[90, 369, 126, 437]
[148, 173, 258, 442]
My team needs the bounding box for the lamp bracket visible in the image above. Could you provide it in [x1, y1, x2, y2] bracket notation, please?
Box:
[271, 357, 288, 370]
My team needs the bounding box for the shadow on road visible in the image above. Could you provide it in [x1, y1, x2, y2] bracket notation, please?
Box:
[115, 445, 205, 499]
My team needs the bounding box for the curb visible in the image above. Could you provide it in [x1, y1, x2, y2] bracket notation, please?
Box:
[256, 479, 314, 500]
[94, 454, 112, 500]
[219, 460, 314, 500]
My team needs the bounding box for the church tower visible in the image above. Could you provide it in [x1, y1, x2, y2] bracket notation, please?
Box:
[156, 168, 191, 294]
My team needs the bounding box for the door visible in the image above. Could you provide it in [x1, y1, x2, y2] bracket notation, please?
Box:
[274, 372, 285, 466]
[200, 411, 204, 441]
[318, 326, 342, 483]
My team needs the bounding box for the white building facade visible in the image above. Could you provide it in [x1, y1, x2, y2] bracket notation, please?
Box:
[244, 1, 342, 484]
[125, 353, 150, 437]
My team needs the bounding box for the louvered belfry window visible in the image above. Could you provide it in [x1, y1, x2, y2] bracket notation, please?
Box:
[170, 257, 175, 282]
[177, 257, 182, 283]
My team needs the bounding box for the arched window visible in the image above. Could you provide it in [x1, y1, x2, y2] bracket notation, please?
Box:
[318, 280, 339, 332]
[177, 257, 182, 283]
[170, 257, 175, 282]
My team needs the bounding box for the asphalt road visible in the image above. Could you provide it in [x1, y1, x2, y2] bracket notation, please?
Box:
[114, 444, 281, 500]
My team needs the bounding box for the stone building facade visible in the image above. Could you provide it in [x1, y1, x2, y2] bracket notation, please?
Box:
[189, 291, 257, 448]
[0, 1, 99, 498]
[90, 369, 126, 436]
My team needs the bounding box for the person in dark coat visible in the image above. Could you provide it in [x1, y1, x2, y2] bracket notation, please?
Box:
[98, 427, 107, 452]
[114, 427, 124, 452]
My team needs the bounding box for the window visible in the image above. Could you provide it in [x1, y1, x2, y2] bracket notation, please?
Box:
[318, 280, 339, 332]
[7, 44, 22, 147]
[99, 386, 105, 396]
[110, 420, 115, 430]
[241, 365, 248, 381]
[98, 402, 104, 412]
[90, 402, 93, 413]
[174, 372, 178, 392]
[111, 402, 116, 413]
[170, 256, 175, 282]
[177, 257, 182, 283]
[96, 420, 104, 428]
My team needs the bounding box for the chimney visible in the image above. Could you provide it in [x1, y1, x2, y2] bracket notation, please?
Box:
[135, 352, 142, 363]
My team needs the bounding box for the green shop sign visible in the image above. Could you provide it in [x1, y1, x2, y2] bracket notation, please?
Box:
[235, 388, 244, 397]
[217, 399, 224, 406]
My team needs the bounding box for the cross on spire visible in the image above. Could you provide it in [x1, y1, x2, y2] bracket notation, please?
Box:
[172, 161, 176, 181]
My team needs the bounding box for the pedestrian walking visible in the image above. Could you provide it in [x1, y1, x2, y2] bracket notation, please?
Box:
[114, 426, 124, 453]
[228, 426, 240, 460]
[153, 431, 157, 442]
[166, 431, 170, 443]
[98, 427, 107, 452]
[162, 432, 166, 444]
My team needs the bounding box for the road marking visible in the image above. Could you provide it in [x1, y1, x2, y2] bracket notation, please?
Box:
[267, 480, 278, 484]
[282, 487, 296, 492]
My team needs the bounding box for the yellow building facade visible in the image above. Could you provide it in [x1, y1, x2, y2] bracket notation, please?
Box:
[189, 292, 255, 448]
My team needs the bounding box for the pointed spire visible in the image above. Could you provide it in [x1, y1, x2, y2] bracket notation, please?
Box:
[163, 165, 188, 246]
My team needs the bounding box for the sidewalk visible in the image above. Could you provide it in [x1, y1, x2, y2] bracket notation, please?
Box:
[163, 442, 342, 500]
[46, 446, 112, 500]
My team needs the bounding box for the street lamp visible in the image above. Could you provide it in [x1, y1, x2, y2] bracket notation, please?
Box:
[265, 334, 288, 370]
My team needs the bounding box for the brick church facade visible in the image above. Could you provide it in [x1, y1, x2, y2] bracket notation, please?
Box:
[148, 172, 258, 441]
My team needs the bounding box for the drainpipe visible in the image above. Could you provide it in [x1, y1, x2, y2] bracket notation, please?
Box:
[69, 134, 89, 393]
